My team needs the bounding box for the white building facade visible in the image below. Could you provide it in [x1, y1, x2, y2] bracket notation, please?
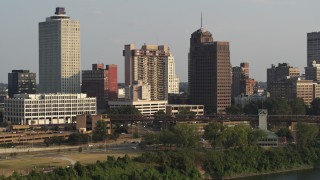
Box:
[39, 7, 81, 93]
[108, 100, 167, 117]
[4, 94, 96, 125]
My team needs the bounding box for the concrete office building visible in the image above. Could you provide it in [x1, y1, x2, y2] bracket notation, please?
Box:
[313, 83, 320, 99]
[267, 63, 300, 92]
[82, 64, 118, 111]
[307, 32, 320, 66]
[39, 7, 81, 93]
[124, 44, 179, 100]
[188, 24, 231, 114]
[269, 77, 313, 105]
[76, 114, 111, 134]
[4, 94, 96, 125]
[305, 60, 320, 82]
[8, 70, 36, 98]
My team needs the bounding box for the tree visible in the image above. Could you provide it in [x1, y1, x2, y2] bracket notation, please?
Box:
[159, 130, 176, 147]
[226, 105, 243, 115]
[175, 107, 196, 120]
[221, 125, 251, 148]
[0, 110, 3, 123]
[51, 125, 60, 131]
[141, 132, 159, 145]
[107, 106, 141, 120]
[67, 133, 88, 145]
[309, 98, 320, 115]
[92, 120, 108, 142]
[203, 122, 225, 148]
[243, 101, 260, 115]
[154, 110, 166, 121]
[247, 128, 267, 146]
[289, 98, 306, 115]
[276, 128, 293, 141]
[264, 98, 291, 115]
[296, 122, 319, 149]
[173, 123, 198, 147]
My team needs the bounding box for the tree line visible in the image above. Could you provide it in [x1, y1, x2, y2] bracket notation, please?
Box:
[227, 98, 320, 115]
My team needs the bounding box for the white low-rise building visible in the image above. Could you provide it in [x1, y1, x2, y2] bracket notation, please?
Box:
[4, 94, 96, 125]
[108, 100, 167, 117]
[166, 104, 204, 116]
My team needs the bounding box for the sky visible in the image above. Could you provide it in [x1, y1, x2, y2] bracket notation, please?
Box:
[0, 0, 319, 83]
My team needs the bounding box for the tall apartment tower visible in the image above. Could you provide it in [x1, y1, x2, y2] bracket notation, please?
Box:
[188, 26, 231, 114]
[8, 70, 36, 98]
[123, 44, 179, 100]
[39, 7, 80, 93]
[307, 32, 320, 66]
[82, 64, 118, 111]
[232, 62, 250, 98]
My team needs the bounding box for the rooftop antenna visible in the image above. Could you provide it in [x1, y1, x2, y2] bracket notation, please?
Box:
[201, 12, 203, 28]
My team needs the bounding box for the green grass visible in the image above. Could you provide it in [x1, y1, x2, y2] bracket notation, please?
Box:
[0, 157, 69, 176]
[0, 149, 143, 177]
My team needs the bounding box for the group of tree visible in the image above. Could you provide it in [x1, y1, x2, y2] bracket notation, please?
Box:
[44, 133, 89, 146]
[227, 98, 308, 115]
[106, 106, 142, 120]
[5, 122, 320, 179]
[141, 123, 199, 148]
[2, 150, 201, 180]
[203, 122, 267, 149]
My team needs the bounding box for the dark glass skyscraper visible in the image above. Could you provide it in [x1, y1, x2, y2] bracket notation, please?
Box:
[307, 32, 320, 66]
[8, 70, 36, 98]
[188, 26, 231, 114]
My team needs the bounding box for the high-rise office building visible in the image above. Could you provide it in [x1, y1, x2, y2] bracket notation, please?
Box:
[268, 78, 313, 105]
[307, 32, 320, 66]
[8, 70, 36, 98]
[39, 7, 80, 93]
[188, 25, 231, 114]
[123, 44, 179, 100]
[267, 63, 300, 92]
[82, 64, 118, 111]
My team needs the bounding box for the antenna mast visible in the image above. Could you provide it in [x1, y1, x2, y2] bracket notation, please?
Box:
[201, 12, 203, 28]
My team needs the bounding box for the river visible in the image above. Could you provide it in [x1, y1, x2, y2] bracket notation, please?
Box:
[234, 168, 320, 180]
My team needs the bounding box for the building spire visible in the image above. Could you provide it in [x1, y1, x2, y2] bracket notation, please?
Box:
[201, 12, 203, 28]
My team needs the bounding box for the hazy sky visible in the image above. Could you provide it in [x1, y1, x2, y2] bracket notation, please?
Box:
[0, 0, 319, 83]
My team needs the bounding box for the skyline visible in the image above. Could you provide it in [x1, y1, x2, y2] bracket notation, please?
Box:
[1, 0, 320, 83]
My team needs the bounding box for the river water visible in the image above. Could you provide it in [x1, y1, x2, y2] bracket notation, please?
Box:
[234, 168, 320, 180]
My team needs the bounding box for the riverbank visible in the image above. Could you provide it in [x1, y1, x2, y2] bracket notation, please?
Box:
[223, 165, 315, 179]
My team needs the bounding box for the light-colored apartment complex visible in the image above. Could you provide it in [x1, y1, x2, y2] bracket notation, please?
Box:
[39, 7, 81, 93]
[4, 94, 96, 125]
[124, 44, 179, 100]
